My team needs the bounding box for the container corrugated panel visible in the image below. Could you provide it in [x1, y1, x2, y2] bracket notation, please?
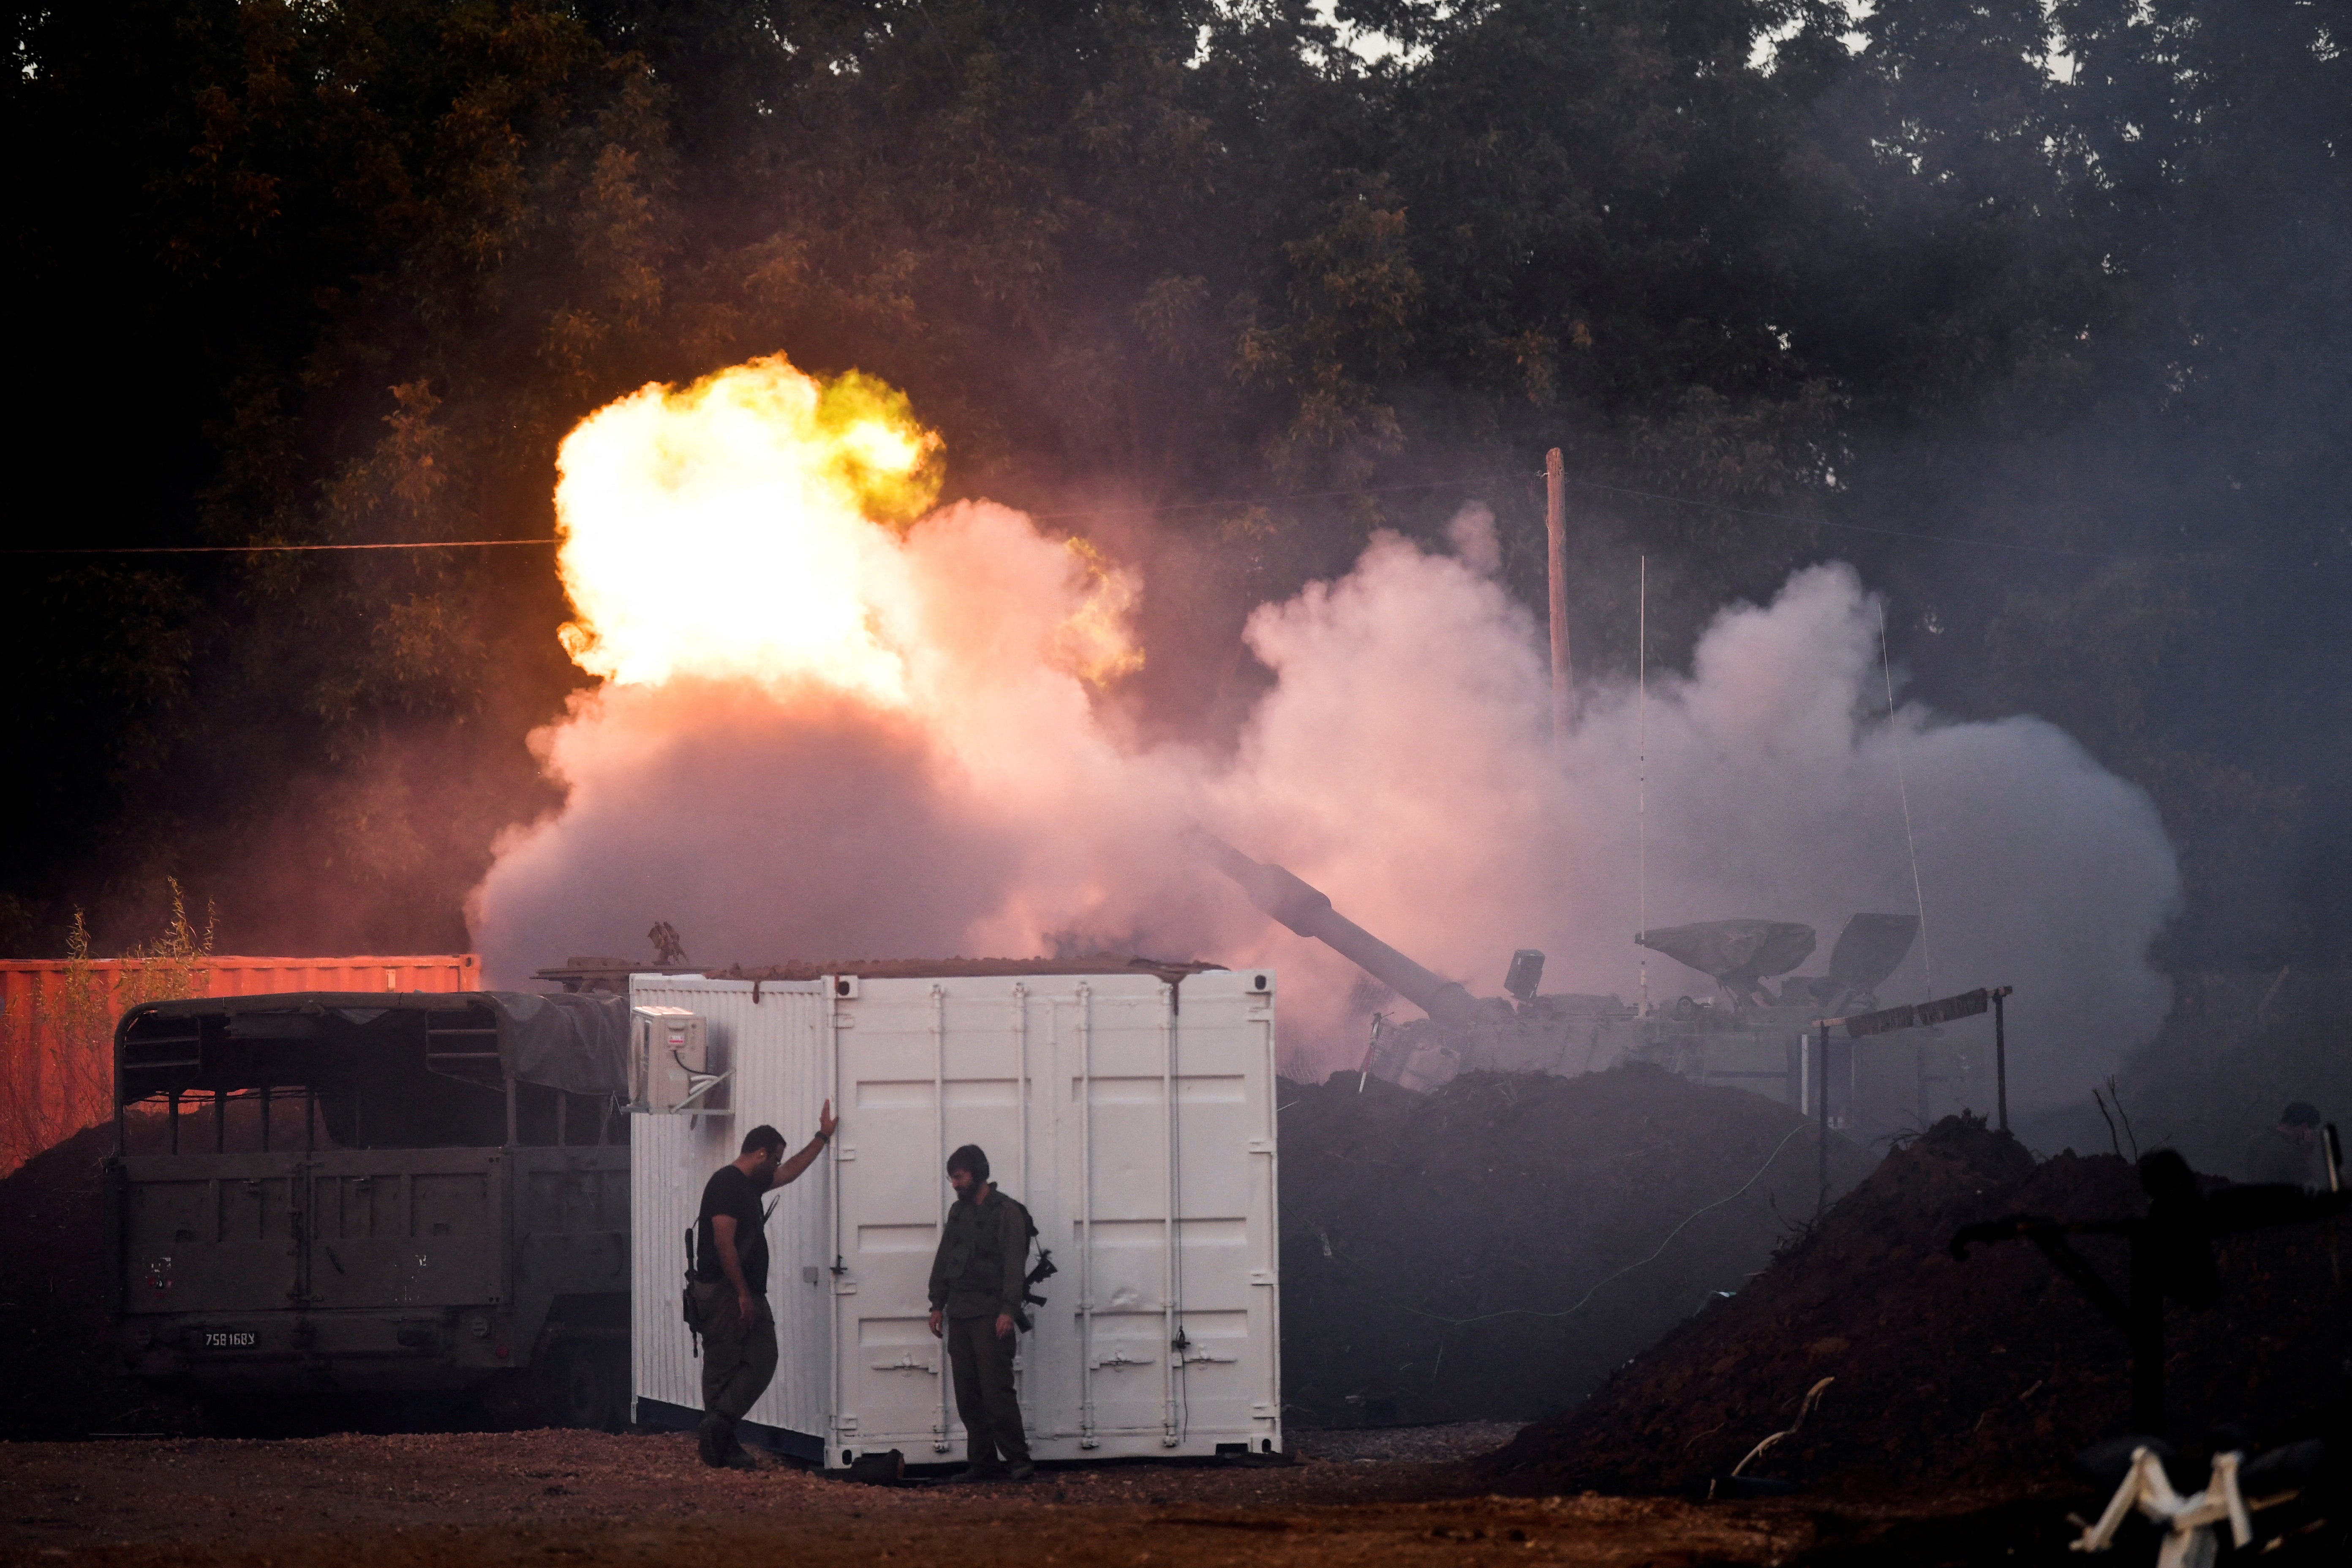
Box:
[626, 966, 1281, 1469]
[0, 953, 479, 1176]
[627, 976, 832, 1454]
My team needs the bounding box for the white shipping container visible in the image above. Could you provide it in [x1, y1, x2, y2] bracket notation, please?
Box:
[627, 966, 1282, 1468]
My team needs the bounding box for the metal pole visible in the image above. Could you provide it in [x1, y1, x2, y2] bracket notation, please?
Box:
[1012, 980, 1029, 1433]
[931, 983, 949, 1454]
[1992, 986, 2012, 1133]
[1815, 1024, 1829, 1222]
[1077, 983, 1098, 1449]
[1160, 980, 1180, 1448]
[1012, 983, 1029, 1210]
[1546, 447, 1571, 739]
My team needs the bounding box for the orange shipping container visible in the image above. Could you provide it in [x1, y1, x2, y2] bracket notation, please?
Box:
[0, 953, 479, 1176]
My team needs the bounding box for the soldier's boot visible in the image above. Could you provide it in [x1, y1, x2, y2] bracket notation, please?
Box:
[1005, 1460, 1035, 1482]
[722, 1424, 765, 1469]
[696, 1414, 727, 1467]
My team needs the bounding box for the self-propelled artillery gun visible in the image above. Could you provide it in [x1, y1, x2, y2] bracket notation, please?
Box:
[1201, 831, 1969, 1126]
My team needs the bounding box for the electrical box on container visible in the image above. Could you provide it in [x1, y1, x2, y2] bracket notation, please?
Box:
[629, 1005, 711, 1111]
[625, 968, 1282, 1469]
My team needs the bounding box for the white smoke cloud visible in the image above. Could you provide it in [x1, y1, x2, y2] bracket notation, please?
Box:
[472, 513, 2178, 1114]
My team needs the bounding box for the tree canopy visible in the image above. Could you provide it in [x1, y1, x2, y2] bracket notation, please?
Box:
[6, 0, 2345, 966]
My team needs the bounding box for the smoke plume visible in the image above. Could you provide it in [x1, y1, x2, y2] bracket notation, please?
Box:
[470, 364, 2179, 1113]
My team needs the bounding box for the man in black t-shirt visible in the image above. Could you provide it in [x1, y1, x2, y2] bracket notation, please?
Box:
[693, 1105, 835, 1469]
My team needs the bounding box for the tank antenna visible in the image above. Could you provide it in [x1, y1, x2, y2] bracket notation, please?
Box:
[1637, 554, 1648, 1017]
[1879, 599, 1934, 999]
[1547, 448, 1572, 740]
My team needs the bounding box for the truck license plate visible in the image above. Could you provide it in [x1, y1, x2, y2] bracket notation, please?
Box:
[200, 1331, 257, 1348]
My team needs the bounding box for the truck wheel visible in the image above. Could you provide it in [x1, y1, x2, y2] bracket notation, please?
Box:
[539, 1340, 626, 1432]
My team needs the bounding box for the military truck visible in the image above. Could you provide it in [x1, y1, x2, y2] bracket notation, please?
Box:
[103, 990, 634, 1429]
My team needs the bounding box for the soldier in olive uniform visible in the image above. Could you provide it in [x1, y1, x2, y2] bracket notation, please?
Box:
[928, 1144, 1034, 1481]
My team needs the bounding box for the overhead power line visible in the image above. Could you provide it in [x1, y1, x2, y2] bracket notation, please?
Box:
[5, 470, 2291, 571]
[1, 538, 560, 556]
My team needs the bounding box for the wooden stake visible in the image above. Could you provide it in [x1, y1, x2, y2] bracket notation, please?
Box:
[1546, 448, 1571, 738]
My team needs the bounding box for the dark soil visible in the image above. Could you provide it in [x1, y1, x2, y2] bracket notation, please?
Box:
[0, 1425, 1833, 1568]
[15, 1423, 2334, 1568]
[1486, 1114, 2352, 1505]
[1276, 1064, 1875, 1427]
[0, 1117, 200, 1440]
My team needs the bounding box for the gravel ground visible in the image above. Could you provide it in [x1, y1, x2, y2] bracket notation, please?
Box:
[0, 1424, 1938, 1568]
[1289, 1423, 1522, 1464]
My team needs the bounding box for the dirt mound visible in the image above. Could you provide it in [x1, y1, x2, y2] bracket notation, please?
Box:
[1276, 1063, 1875, 1427]
[1487, 1114, 2352, 1497]
[0, 1116, 201, 1438]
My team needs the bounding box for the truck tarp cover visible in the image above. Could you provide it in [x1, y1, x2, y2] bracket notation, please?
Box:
[487, 991, 629, 1096]
[122, 990, 630, 1097]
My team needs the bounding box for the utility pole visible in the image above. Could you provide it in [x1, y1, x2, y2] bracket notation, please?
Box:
[1816, 1022, 1830, 1222]
[1546, 448, 1571, 740]
[1991, 985, 2014, 1133]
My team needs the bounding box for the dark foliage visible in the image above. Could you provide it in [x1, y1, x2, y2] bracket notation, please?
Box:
[5, 0, 2345, 963]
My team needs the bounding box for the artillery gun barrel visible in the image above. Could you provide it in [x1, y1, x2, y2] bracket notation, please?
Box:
[1195, 830, 1476, 1026]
